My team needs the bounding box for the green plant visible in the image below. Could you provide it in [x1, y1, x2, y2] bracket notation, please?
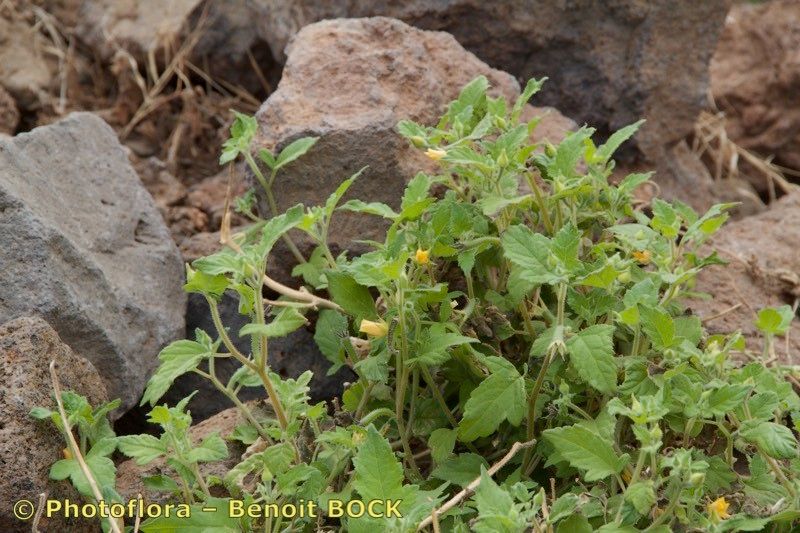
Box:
[35, 76, 800, 532]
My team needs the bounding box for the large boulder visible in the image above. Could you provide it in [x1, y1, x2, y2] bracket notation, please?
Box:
[0, 112, 186, 411]
[710, 0, 800, 172]
[253, 17, 574, 279]
[0, 316, 107, 532]
[689, 191, 800, 362]
[253, 0, 730, 164]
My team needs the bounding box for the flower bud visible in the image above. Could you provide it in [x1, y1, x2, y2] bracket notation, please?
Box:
[425, 148, 447, 161]
[359, 319, 389, 338]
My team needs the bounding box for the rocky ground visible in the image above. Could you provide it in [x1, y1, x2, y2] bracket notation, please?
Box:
[1, 0, 800, 524]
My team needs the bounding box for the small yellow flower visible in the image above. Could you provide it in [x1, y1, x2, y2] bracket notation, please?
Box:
[359, 319, 388, 338]
[62, 447, 73, 460]
[425, 148, 447, 161]
[415, 248, 430, 265]
[708, 496, 731, 522]
[632, 250, 652, 265]
[622, 470, 632, 483]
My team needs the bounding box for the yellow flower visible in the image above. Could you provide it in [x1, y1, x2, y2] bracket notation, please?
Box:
[622, 470, 632, 483]
[708, 496, 731, 522]
[632, 250, 652, 265]
[425, 148, 447, 161]
[359, 319, 388, 338]
[62, 447, 73, 460]
[415, 248, 430, 265]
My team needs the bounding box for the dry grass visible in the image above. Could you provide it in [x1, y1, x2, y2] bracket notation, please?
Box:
[692, 108, 798, 203]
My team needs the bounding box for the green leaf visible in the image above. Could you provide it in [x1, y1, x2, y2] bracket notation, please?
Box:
[352, 426, 407, 501]
[326, 271, 377, 319]
[431, 453, 488, 487]
[595, 120, 644, 164]
[183, 269, 229, 300]
[339, 199, 398, 219]
[239, 307, 307, 338]
[704, 384, 752, 417]
[624, 480, 655, 515]
[640, 306, 676, 349]
[409, 323, 478, 366]
[257, 204, 304, 257]
[50, 454, 117, 499]
[755, 305, 794, 336]
[117, 434, 167, 465]
[458, 363, 526, 442]
[472, 468, 524, 533]
[566, 324, 617, 394]
[542, 425, 629, 481]
[650, 199, 680, 239]
[314, 310, 348, 369]
[30, 406, 54, 420]
[274, 136, 319, 170]
[428, 428, 457, 465]
[551, 223, 581, 270]
[141, 338, 214, 406]
[185, 433, 228, 462]
[740, 421, 798, 459]
[502, 225, 559, 285]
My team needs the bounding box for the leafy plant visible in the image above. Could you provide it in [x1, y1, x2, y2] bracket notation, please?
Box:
[34, 76, 800, 532]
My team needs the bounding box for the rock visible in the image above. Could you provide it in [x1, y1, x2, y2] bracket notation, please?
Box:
[0, 16, 55, 110]
[0, 85, 20, 135]
[253, 17, 574, 281]
[159, 293, 352, 421]
[77, 0, 275, 93]
[0, 112, 186, 412]
[253, 0, 730, 163]
[0, 316, 107, 532]
[130, 155, 187, 213]
[185, 170, 249, 231]
[710, 0, 800, 172]
[689, 191, 800, 362]
[655, 139, 767, 215]
[116, 404, 247, 503]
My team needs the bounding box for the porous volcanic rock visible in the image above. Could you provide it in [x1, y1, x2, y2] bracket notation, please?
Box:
[253, 17, 574, 280]
[689, 190, 800, 362]
[0, 112, 185, 411]
[0, 316, 107, 532]
[711, 0, 800, 172]
[253, 0, 730, 164]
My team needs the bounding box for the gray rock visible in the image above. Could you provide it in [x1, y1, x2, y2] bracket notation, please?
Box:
[0, 316, 107, 533]
[252, 0, 731, 165]
[0, 112, 186, 412]
[159, 292, 353, 421]
[252, 17, 574, 281]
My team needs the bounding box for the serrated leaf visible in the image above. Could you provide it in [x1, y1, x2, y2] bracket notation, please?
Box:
[741, 421, 798, 459]
[257, 204, 304, 257]
[141, 339, 213, 406]
[502, 225, 559, 285]
[458, 365, 525, 442]
[353, 426, 406, 501]
[117, 434, 167, 465]
[431, 453, 488, 487]
[542, 425, 628, 481]
[704, 384, 752, 417]
[409, 323, 478, 366]
[185, 433, 228, 462]
[640, 306, 675, 349]
[566, 324, 617, 394]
